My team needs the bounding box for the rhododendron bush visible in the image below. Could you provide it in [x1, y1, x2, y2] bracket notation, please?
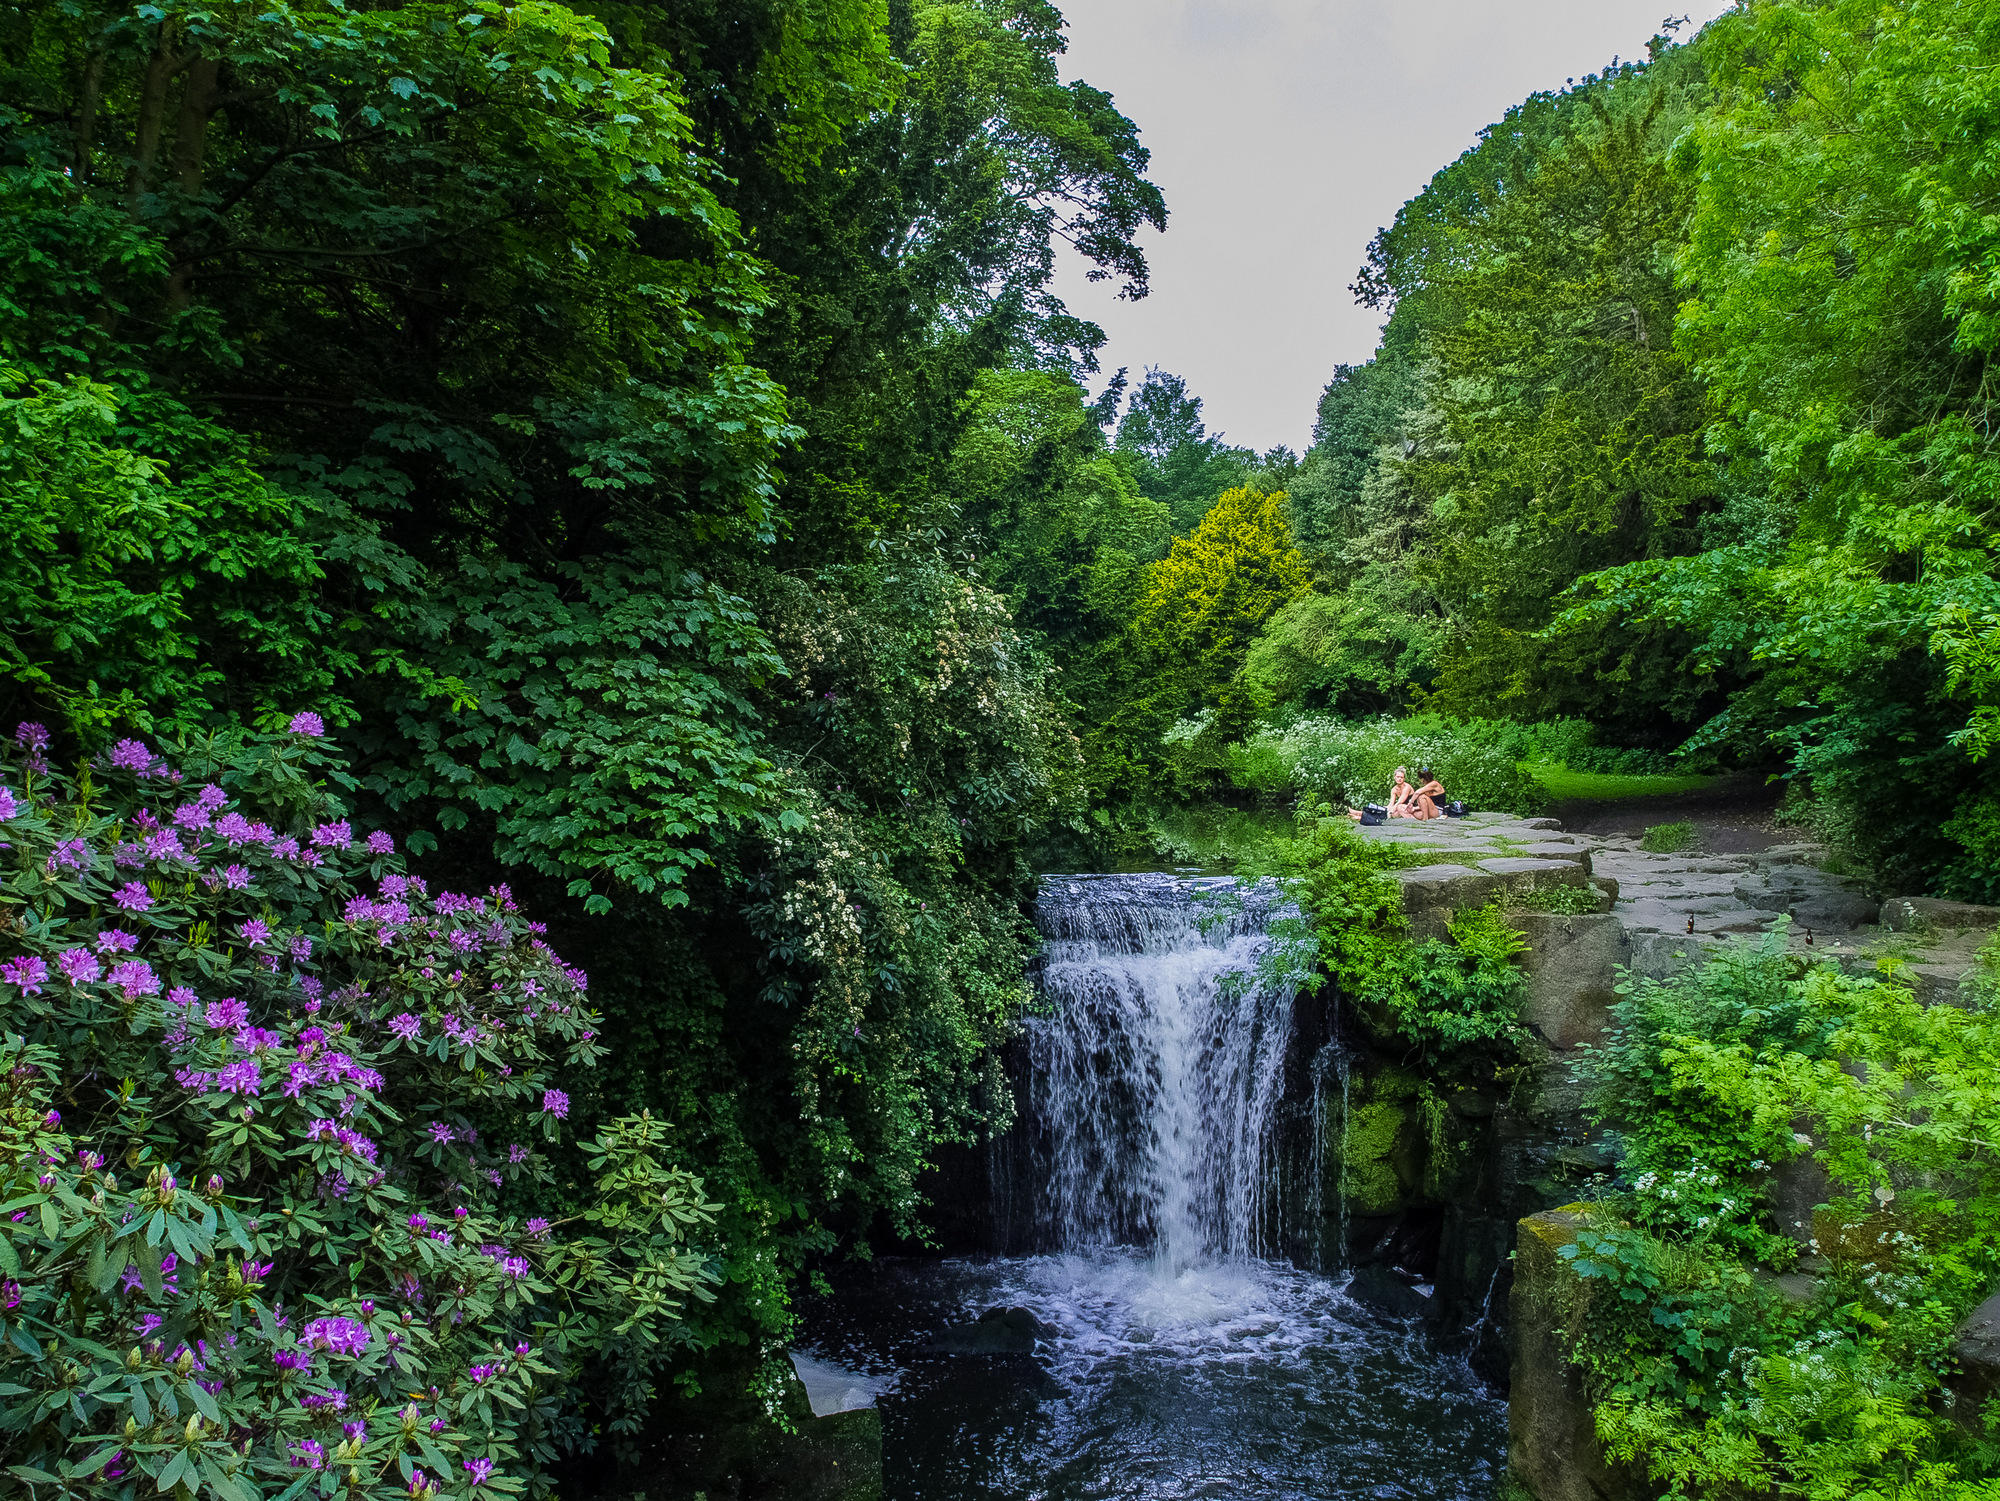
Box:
[0, 723, 717, 1500]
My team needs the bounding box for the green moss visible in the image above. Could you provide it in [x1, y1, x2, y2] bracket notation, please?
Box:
[1333, 1097, 1419, 1214]
[1640, 820, 1699, 854]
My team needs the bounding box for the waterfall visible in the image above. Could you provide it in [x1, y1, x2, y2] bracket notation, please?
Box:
[1021, 872, 1302, 1269]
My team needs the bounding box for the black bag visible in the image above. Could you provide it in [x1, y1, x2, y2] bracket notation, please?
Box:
[1445, 800, 1468, 817]
[1363, 803, 1388, 817]
[1358, 811, 1385, 826]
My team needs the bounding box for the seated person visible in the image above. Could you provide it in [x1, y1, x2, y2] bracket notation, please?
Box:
[1410, 767, 1446, 820]
[1385, 766, 1417, 818]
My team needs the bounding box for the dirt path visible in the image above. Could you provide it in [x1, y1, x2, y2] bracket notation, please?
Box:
[1546, 772, 1800, 854]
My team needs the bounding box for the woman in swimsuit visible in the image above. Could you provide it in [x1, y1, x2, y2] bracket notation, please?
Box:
[1386, 767, 1416, 818]
[1411, 768, 1446, 821]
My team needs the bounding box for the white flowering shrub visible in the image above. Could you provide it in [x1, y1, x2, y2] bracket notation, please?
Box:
[0, 721, 716, 1500]
[1247, 715, 1541, 812]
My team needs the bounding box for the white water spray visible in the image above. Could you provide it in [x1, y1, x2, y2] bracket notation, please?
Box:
[1025, 873, 1300, 1269]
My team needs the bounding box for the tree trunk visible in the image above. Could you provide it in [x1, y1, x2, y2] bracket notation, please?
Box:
[124, 23, 180, 212]
[73, 51, 106, 188]
[164, 54, 222, 311]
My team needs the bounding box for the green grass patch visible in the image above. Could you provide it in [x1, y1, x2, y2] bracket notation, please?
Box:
[1640, 820, 1700, 854]
[1524, 762, 1714, 801]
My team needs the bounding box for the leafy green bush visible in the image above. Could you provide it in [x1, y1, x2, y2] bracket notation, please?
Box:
[1248, 822, 1529, 1069]
[1640, 821, 1699, 854]
[1562, 932, 2000, 1494]
[1244, 714, 1543, 812]
[0, 722, 717, 1499]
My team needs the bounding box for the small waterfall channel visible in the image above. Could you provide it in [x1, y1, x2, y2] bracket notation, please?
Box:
[1021, 872, 1301, 1266]
[801, 872, 1507, 1499]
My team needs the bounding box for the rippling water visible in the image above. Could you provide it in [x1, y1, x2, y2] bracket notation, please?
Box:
[801, 1251, 1507, 1501]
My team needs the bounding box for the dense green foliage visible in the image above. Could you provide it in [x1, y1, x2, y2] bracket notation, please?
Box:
[1563, 933, 2000, 1496]
[0, 0, 1165, 1478]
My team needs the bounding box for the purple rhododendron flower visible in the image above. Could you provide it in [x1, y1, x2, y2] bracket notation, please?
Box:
[468, 1363, 496, 1384]
[46, 838, 91, 873]
[464, 1458, 494, 1487]
[216, 1060, 261, 1095]
[301, 1316, 370, 1357]
[310, 820, 352, 849]
[525, 1218, 551, 1240]
[56, 949, 101, 986]
[111, 882, 153, 912]
[142, 827, 187, 864]
[273, 1347, 312, 1372]
[239, 918, 272, 947]
[427, 1122, 452, 1145]
[288, 712, 326, 737]
[94, 929, 138, 953]
[219, 864, 251, 891]
[290, 1440, 327, 1471]
[507, 1144, 528, 1164]
[389, 1013, 421, 1041]
[0, 787, 18, 821]
[206, 997, 248, 1030]
[289, 934, 312, 962]
[367, 831, 394, 854]
[109, 960, 159, 1000]
[541, 1089, 569, 1120]
[343, 1419, 367, 1441]
[2, 956, 48, 995]
[105, 738, 160, 776]
[300, 1388, 349, 1411]
[175, 1067, 214, 1092]
[173, 800, 212, 831]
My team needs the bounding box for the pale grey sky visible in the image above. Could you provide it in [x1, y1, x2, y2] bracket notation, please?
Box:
[1049, 0, 1737, 453]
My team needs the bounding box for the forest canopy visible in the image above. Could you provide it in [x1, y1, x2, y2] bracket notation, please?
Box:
[7, 0, 2000, 1494]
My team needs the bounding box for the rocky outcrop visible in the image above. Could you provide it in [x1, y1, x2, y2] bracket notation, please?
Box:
[1509, 1207, 1644, 1501]
[1515, 913, 1629, 1050]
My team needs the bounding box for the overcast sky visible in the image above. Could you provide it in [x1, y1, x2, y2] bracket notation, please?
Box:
[1048, 0, 1737, 454]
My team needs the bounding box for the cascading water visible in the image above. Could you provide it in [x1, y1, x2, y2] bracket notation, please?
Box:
[1024, 873, 1297, 1267]
[800, 870, 1507, 1500]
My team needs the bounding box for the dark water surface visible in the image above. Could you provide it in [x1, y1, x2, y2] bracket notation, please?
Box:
[801, 1252, 1507, 1501]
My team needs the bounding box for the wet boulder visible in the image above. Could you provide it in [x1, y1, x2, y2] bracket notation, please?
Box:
[1344, 1263, 1432, 1320]
[924, 1305, 1058, 1355]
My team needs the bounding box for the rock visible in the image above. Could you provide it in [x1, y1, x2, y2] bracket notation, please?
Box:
[789, 1352, 879, 1416]
[1509, 1207, 1647, 1501]
[1345, 1263, 1433, 1319]
[923, 1305, 1057, 1355]
[1767, 1149, 1833, 1246]
[1394, 864, 1500, 911]
[1478, 856, 1585, 888]
[1948, 1292, 2000, 1422]
[1514, 913, 1630, 1051]
[1881, 896, 2000, 934]
[1752, 1269, 1822, 1305]
[1512, 842, 1594, 867]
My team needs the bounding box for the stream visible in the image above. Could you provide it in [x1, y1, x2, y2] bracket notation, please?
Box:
[801, 873, 1507, 1500]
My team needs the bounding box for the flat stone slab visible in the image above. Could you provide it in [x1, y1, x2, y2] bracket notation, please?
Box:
[1477, 857, 1582, 882]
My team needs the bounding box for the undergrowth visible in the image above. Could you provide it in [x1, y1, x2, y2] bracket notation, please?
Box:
[1557, 929, 2000, 1496]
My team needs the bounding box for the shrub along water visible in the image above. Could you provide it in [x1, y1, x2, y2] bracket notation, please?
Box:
[1562, 931, 2000, 1496]
[0, 722, 717, 1497]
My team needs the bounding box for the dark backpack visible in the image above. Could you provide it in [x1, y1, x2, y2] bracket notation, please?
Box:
[1445, 800, 1468, 817]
